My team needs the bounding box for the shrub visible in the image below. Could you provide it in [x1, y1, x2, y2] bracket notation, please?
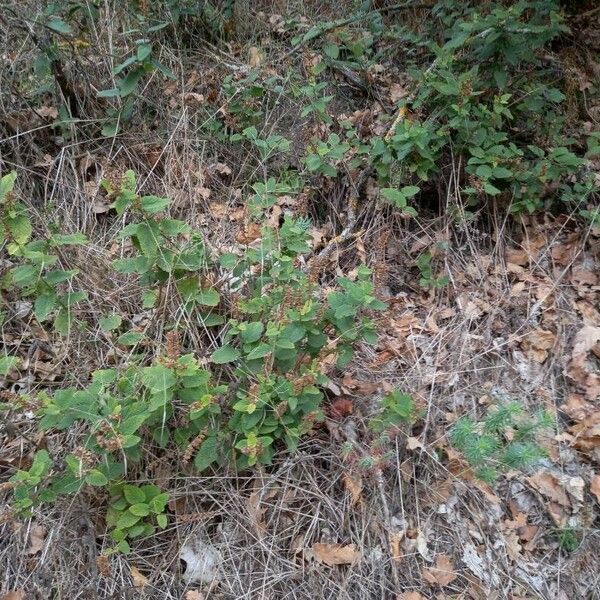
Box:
[2, 170, 387, 550]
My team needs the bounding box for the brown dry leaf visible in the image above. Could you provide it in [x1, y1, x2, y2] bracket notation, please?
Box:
[568, 326, 600, 400]
[522, 329, 556, 363]
[185, 591, 204, 600]
[406, 436, 425, 451]
[422, 553, 458, 587]
[183, 92, 205, 107]
[398, 592, 426, 600]
[528, 471, 570, 507]
[0, 592, 26, 600]
[236, 223, 262, 245]
[246, 489, 275, 536]
[37, 105, 59, 119]
[591, 474, 600, 503]
[312, 542, 360, 566]
[248, 46, 265, 67]
[130, 565, 148, 587]
[503, 526, 522, 561]
[389, 83, 408, 103]
[96, 555, 110, 577]
[572, 326, 600, 357]
[505, 247, 530, 266]
[27, 524, 45, 555]
[342, 472, 363, 506]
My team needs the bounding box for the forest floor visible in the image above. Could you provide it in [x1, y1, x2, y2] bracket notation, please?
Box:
[1, 2, 600, 599]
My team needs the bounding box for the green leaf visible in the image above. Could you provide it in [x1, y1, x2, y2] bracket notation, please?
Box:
[44, 269, 78, 285]
[117, 331, 144, 345]
[210, 345, 240, 364]
[116, 511, 141, 529]
[245, 343, 272, 360]
[11, 265, 38, 286]
[49, 233, 88, 246]
[97, 88, 121, 99]
[483, 182, 501, 195]
[120, 414, 148, 435]
[99, 314, 122, 331]
[135, 222, 159, 259]
[0, 356, 20, 376]
[123, 485, 146, 505]
[118, 67, 145, 97]
[116, 539, 131, 553]
[156, 513, 168, 529]
[400, 185, 420, 198]
[7, 214, 32, 245]
[148, 492, 169, 513]
[475, 165, 493, 179]
[34, 293, 57, 321]
[142, 365, 176, 392]
[323, 42, 339, 59]
[47, 17, 72, 35]
[53, 308, 72, 335]
[0, 171, 17, 202]
[85, 470, 108, 487]
[193, 436, 217, 471]
[129, 503, 150, 517]
[137, 43, 152, 62]
[140, 195, 170, 214]
[196, 288, 220, 307]
[239, 322, 264, 343]
[142, 289, 158, 309]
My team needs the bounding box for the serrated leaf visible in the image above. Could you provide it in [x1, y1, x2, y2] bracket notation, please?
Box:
[7, 214, 32, 245]
[0, 171, 17, 202]
[196, 288, 220, 307]
[245, 343, 272, 360]
[116, 511, 141, 529]
[34, 293, 57, 321]
[141, 365, 176, 392]
[99, 314, 122, 331]
[129, 503, 150, 516]
[210, 345, 240, 364]
[123, 485, 146, 505]
[86, 470, 108, 486]
[140, 195, 170, 214]
[193, 435, 217, 471]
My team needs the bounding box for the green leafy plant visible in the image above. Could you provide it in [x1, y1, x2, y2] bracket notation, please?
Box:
[304, 133, 350, 177]
[106, 483, 169, 554]
[415, 251, 449, 289]
[5, 173, 389, 550]
[0, 171, 88, 333]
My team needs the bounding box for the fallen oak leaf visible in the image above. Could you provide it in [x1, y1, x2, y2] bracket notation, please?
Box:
[27, 525, 45, 555]
[0, 592, 26, 600]
[130, 565, 148, 587]
[342, 472, 363, 506]
[591, 474, 600, 503]
[312, 542, 360, 566]
[422, 553, 458, 587]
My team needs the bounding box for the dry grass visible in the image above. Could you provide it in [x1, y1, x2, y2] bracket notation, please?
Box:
[1, 1, 600, 599]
